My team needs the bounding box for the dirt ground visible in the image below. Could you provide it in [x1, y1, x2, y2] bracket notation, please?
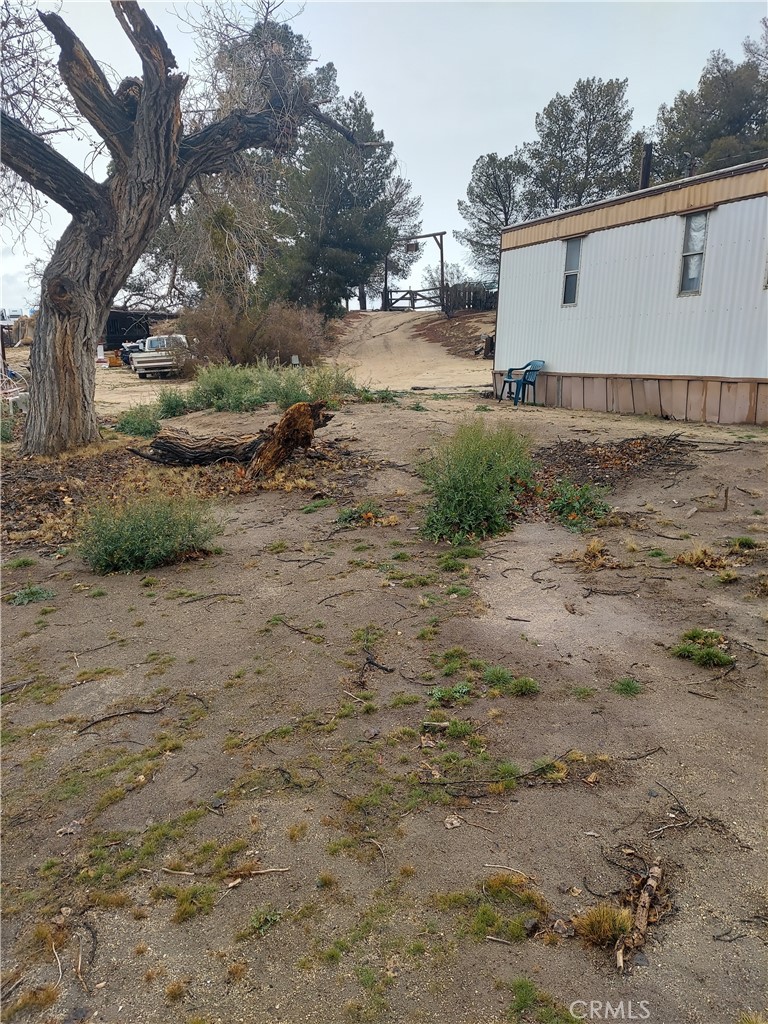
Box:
[2, 312, 767, 1024]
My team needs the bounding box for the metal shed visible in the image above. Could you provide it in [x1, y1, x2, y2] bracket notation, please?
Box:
[494, 159, 768, 425]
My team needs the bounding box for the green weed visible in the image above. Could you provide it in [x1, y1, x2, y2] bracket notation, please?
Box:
[612, 677, 642, 697]
[483, 665, 514, 688]
[300, 498, 335, 514]
[547, 479, 611, 531]
[115, 404, 161, 438]
[500, 676, 540, 697]
[236, 907, 283, 941]
[421, 420, 533, 542]
[7, 585, 55, 606]
[427, 682, 472, 707]
[671, 628, 735, 667]
[78, 493, 221, 573]
[337, 500, 384, 526]
[729, 536, 758, 551]
[156, 387, 191, 418]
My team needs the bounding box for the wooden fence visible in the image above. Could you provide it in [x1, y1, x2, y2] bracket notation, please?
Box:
[383, 283, 498, 315]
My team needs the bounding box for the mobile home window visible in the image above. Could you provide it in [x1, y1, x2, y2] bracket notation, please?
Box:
[679, 212, 708, 295]
[563, 238, 582, 305]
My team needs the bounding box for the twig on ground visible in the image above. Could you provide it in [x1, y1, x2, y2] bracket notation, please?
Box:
[621, 746, 665, 761]
[364, 838, 389, 876]
[363, 650, 394, 673]
[161, 867, 195, 876]
[0, 680, 33, 696]
[318, 590, 358, 606]
[77, 706, 166, 733]
[342, 690, 366, 704]
[615, 859, 663, 972]
[485, 935, 517, 947]
[654, 781, 689, 816]
[648, 817, 699, 839]
[180, 593, 240, 604]
[457, 815, 495, 834]
[52, 943, 62, 988]
[688, 689, 718, 699]
[484, 864, 532, 877]
[75, 933, 88, 993]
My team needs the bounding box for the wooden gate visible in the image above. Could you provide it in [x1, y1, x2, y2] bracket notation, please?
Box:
[384, 287, 442, 310]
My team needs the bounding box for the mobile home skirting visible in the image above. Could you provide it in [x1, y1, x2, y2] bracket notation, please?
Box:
[491, 370, 768, 425]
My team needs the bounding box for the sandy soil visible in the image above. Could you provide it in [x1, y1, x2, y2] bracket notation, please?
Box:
[326, 311, 494, 392]
[2, 312, 767, 1024]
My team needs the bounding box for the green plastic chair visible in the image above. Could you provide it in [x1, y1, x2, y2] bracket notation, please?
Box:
[498, 360, 545, 406]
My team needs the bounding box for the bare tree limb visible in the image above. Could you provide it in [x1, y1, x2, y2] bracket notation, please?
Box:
[37, 10, 135, 162]
[0, 112, 105, 218]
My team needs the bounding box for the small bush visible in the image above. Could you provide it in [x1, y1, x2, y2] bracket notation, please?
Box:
[115, 404, 161, 437]
[78, 493, 222, 574]
[156, 387, 191, 418]
[188, 364, 265, 413]
[421, 420, 533, 542]
[548, 479, 611, 531]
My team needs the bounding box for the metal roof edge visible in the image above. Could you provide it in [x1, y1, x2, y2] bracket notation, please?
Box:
[500, 158, 768, 237]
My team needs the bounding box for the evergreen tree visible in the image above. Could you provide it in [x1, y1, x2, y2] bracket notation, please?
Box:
[263, 93, 421, 314]
[453, 151, 529, 279]
[524, 77, 637, 215]
[652, 48, 768, 180]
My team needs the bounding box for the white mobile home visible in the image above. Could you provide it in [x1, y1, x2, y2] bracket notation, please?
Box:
[494, 159, 768, 425]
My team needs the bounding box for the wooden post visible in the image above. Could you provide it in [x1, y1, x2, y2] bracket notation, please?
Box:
[438, 232, 445, 313]
[383, 254, 389, 311]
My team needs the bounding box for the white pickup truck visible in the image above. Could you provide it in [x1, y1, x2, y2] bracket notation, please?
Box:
[128, 334, 191, 378]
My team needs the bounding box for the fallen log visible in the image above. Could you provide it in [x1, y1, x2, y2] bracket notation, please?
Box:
[128, 402, 333, 474]
[615, 858, 663, 971]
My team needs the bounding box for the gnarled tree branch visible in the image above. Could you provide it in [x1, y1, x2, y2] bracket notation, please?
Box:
[110, 0, 178, 86]
[37, 10, 134, 163]
[0, 112, 105, 219]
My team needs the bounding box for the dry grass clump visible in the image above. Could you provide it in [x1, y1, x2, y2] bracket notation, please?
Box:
[2, 984, 59, 1020]
[164, 977, 189, 1002]
[557, 537, 620, 570]
[674, 546, 729, 569]
[573, 903, 632, 946]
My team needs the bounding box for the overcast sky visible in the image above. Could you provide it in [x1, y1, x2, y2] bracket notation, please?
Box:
[1, 0, 764, 311]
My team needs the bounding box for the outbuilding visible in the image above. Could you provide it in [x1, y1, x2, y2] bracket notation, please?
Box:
[493, 159, 768, 425]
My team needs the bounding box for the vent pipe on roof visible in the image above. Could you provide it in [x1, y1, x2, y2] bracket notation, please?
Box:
[638, 142, 653, 189]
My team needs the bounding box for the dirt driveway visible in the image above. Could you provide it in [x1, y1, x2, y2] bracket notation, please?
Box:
[2, 313, 767, 1024]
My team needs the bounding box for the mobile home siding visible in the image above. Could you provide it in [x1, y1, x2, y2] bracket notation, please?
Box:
[496, 196, 768, 381]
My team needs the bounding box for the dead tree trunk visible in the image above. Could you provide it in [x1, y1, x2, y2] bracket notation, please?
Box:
[1, 1, 362, 457]
[129, 402, 333, 473]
